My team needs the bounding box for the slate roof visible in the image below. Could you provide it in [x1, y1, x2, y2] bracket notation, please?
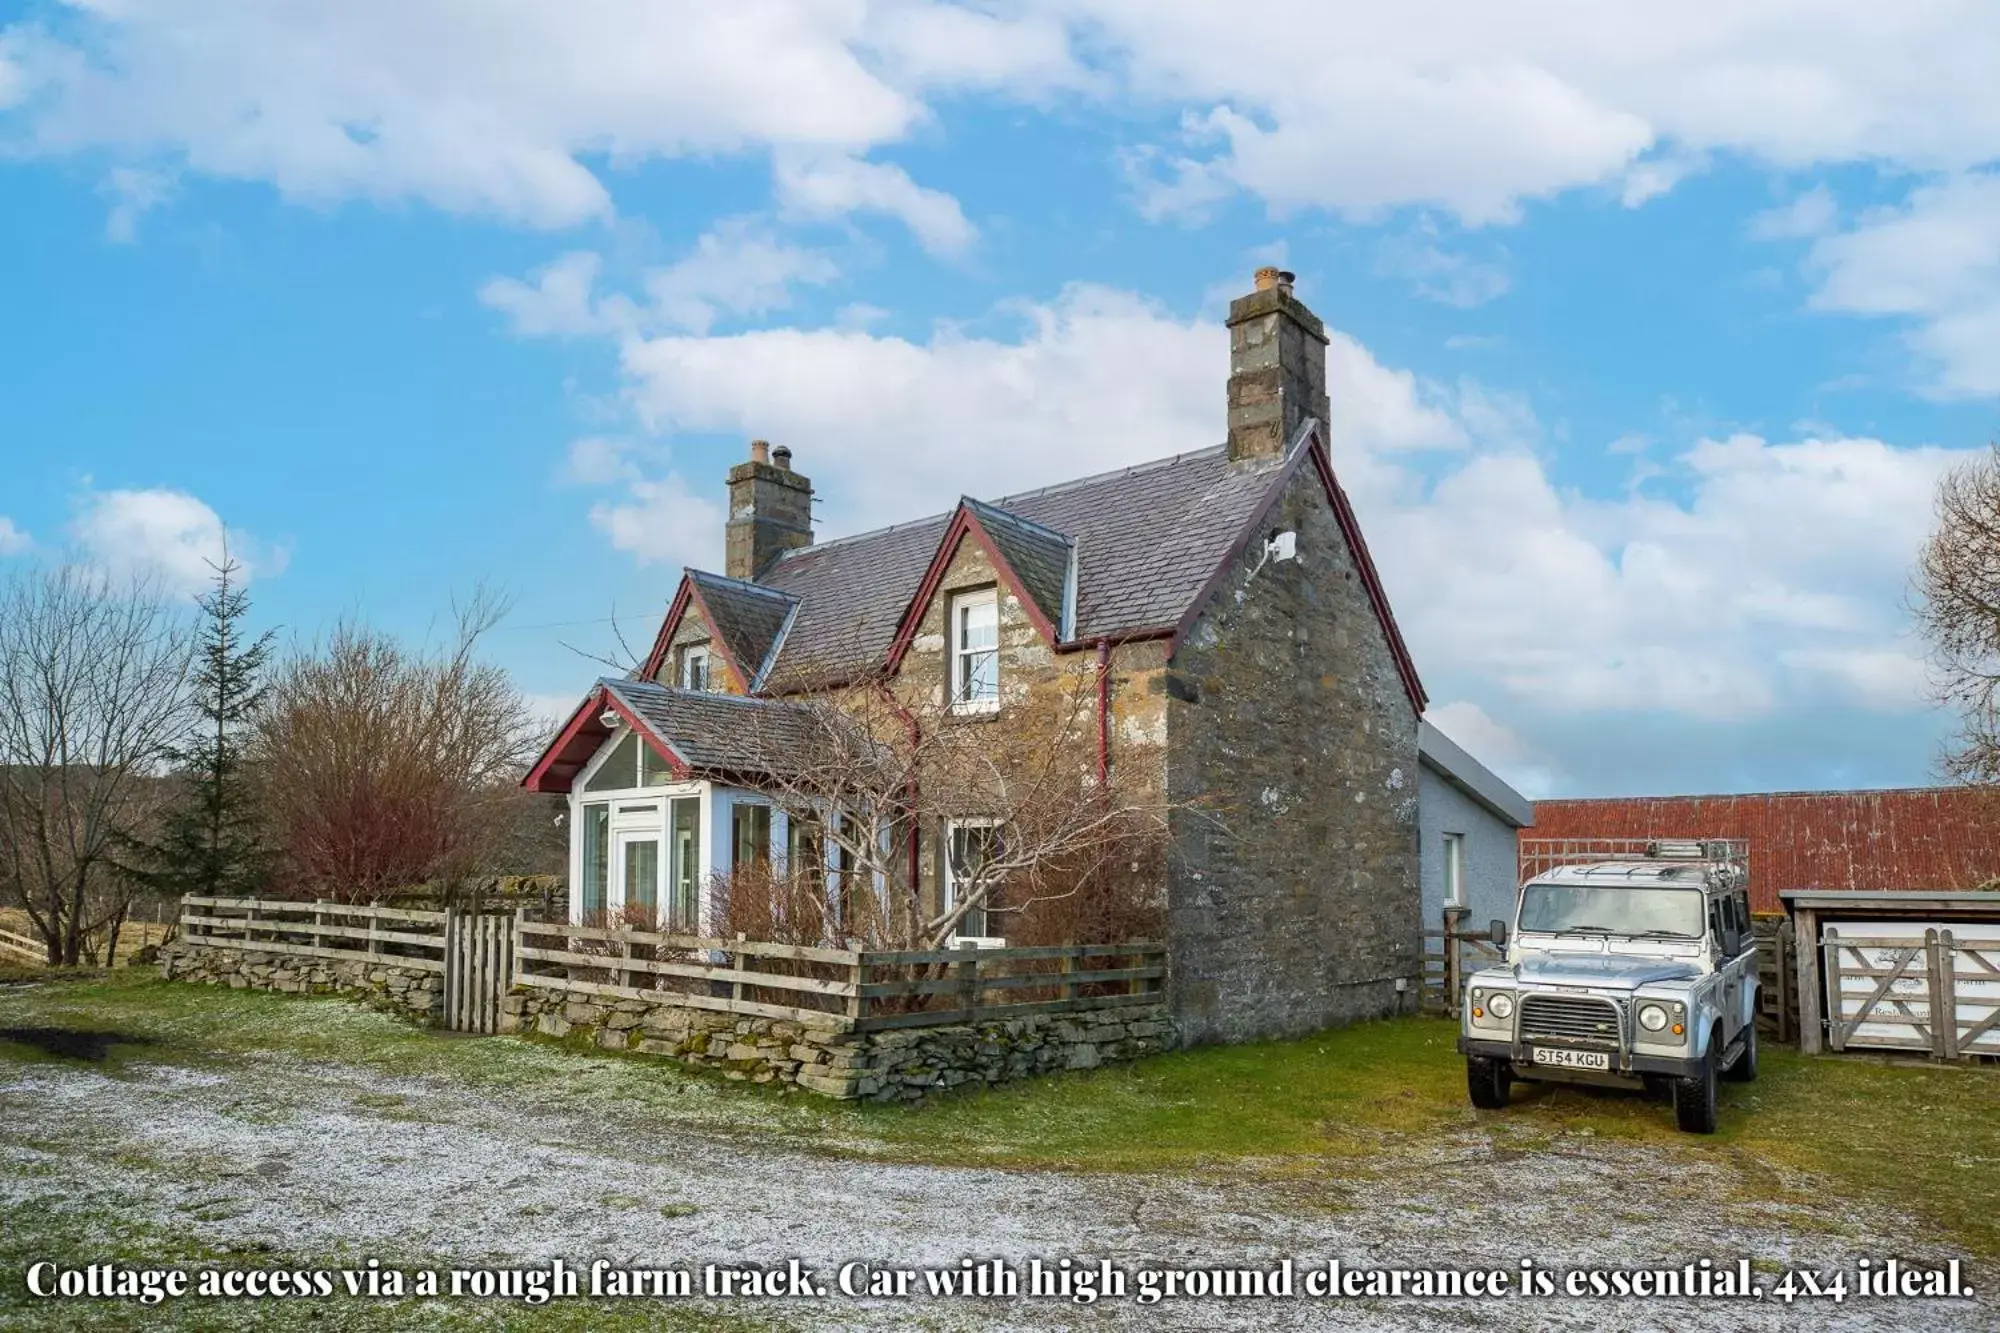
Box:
[757, 444, 1287, 687]
[686, 570, 797, 688]
[604, 678, 825, 778]
[962, 497, 1074, 634]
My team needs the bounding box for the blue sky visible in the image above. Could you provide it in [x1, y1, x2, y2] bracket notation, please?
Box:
[4, 1, 1999, 798]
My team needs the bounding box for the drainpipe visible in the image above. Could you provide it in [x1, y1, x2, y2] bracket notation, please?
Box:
[1095, 639, 1112, 786]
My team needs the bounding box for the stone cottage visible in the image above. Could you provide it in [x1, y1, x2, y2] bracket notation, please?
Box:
[525, 268, 1438, 1044]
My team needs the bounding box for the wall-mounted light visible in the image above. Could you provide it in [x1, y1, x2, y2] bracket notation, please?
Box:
[598, 709, 621, 729]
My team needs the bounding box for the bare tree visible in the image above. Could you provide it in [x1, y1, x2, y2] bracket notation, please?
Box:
[253, 587, 543, 904]
[733, 664, 1191, 949]
[1916, 445, 2000, 784]
[0, 564, 195, 965]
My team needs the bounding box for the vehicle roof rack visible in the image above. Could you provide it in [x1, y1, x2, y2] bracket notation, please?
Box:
[1518, 837, 1748, 884]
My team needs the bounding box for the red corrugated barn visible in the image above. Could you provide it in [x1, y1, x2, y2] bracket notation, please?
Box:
[1527, 787, 2000, 913]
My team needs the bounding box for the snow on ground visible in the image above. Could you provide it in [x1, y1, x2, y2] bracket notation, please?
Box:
[2, 1049, 1988, 1331]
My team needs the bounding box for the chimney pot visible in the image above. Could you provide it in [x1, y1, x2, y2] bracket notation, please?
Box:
[771, 444, 793, 470]
[749, 439, 770, 465]
[1253, 266, 1282, 292]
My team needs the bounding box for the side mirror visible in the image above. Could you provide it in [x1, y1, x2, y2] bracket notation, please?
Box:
[1489, 919, 1508, 949]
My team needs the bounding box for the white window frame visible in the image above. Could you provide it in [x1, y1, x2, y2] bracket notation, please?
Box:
[948, 588, 999, 713]
[569, 726, 705, 926]
[680, 644, 710, 692]
[944, 817, 1003, 943]
[1443, 831, 1467, 909]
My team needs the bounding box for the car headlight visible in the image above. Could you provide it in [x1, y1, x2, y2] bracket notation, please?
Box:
[1639, 1003, 1668, 1032]
[1488, 992, 1514, 1019]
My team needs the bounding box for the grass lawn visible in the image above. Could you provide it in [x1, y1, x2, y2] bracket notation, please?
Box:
[2, 967, 1997, 1328]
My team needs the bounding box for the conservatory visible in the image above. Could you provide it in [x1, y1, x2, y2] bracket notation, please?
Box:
[522, 677, 829, 931]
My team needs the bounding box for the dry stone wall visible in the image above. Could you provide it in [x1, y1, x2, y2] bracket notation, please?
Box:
[159, 940, 443, 1023]
[503, 986, 1174, 1101]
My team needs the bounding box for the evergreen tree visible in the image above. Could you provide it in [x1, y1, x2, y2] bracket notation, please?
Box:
[148, 555, 277, 899]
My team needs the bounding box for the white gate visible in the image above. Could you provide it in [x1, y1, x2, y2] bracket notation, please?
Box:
[443, 909, 516, 1034]
[1822, 923, 2000, 1059]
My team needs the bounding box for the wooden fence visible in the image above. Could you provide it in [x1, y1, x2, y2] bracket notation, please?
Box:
[1421, 910, 1501, 1017]
[515, 916, 1167, 1034]
[0, 925, 42, 965]
[181, 895, 452, 972]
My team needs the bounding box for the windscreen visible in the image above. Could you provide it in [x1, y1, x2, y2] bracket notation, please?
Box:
[1517, 883, 1705, 939]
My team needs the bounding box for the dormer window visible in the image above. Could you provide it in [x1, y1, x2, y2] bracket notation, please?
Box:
[679, 644, 710, 692]
[950, 589, 998, 711]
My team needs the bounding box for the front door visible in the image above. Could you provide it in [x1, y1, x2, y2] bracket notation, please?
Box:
[614, 828, 662, 927]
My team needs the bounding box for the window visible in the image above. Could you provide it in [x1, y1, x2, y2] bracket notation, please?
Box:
[1442, 832, 1466, 908]
[680, 644, 710, 692]
[945, 819, 1002, 939]
[580, 805, 610, 919]
[950, 589, 999, 710]
[585, 731, 641, 792]
[668, 797, 701, 932]
[732, 802, 772, 869]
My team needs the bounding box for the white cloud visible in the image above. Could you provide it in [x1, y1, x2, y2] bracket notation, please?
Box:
[1803, 171, 2000, 396]
[1426, 700, 1565, 799]
[483, 223, 839, 341]
[0, 516, 31, 555]
[773, 153, 975, 256]
[1374, 230, 1512, 308]
[1749, 184, 1838, 241]
[1092, 3, 2000, 225]
[68, 488, 282, 595]
[480, 252, 619, 339]
[26, 3, 2000, 238]
[0, 1, 949, 228]
[100, 164, 173, 242]
[643, 219, 841, 334]
[587, 473, 724, 570]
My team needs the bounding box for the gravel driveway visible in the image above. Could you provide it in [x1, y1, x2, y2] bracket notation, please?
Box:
[3, 1042, 1991, 1331]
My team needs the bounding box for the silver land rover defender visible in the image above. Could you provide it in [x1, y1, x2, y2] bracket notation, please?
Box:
[1455, 839, 1759, 1134]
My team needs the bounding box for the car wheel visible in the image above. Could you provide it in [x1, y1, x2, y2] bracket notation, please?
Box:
[1722, 1019, 1758, 1083]
[1466, 1056, 1511, 1110]
[1673, 1042, 1719, 1134]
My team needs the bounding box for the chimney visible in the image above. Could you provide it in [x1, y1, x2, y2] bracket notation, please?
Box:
[726, 440, 813, 581]
[1225, 267, 1330, 463]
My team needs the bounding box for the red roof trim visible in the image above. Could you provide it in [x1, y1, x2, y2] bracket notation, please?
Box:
[1308, 438, 1427, 715]
[1168, 429, 1426, 716]
[883, 502, 1062, 673]
[637, 572, 752, 693]
[520, 684, 690, 794]
[637, 577, 695, 682]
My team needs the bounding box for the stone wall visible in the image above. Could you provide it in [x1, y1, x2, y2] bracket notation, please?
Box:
[1165, 459, 1423, 1044]
[158, 940, 443, 1023]
[503, 986, 1174, 1101]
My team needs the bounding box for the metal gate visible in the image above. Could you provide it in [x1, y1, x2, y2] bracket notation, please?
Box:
[1822, 924, 2000, 1059]
[443, 909, 516, 1034]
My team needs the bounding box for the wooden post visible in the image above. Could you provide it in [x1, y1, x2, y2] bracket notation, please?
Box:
[512, 908, 525, 993]
[621, 929, 636, 995]
[443, 907, 459, 1031]
[1822, 925, 1845, 1053]
[1059, 949, 1076, 1006]
[845, 953, 864, 1030]
[1938, 929, 1960, 1061]
[1442, 905, 1467, 1018]
[1795, 906, 1823, 1055]
[956, 941, 978, 1024]
[731, 932, 746, 1008]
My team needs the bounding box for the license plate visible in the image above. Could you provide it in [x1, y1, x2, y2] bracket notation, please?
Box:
[1530, 1047, 1611, 1071]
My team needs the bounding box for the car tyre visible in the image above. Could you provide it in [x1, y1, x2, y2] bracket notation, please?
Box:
[1722, 1019, 1758, 1083]
[1673, 1042, 1719, 1134]
[1466, 1056, 1511, 1110]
